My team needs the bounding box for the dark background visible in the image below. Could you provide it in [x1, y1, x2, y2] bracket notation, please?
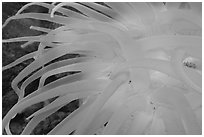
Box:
[2, 2, 79, 134]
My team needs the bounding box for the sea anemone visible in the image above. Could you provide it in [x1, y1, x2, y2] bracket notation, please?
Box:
[2, 2, 202, 135]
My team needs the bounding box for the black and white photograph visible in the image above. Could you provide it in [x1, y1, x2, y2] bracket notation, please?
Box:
[2, 1, 202, 135]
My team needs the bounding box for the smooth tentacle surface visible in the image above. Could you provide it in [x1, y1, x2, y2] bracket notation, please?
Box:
[2, 2, 201, 135]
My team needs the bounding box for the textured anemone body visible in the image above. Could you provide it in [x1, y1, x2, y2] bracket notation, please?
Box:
[2, 2, 202, 135]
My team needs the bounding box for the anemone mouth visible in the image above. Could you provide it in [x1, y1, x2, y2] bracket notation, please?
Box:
[2, 2, 202, 135]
